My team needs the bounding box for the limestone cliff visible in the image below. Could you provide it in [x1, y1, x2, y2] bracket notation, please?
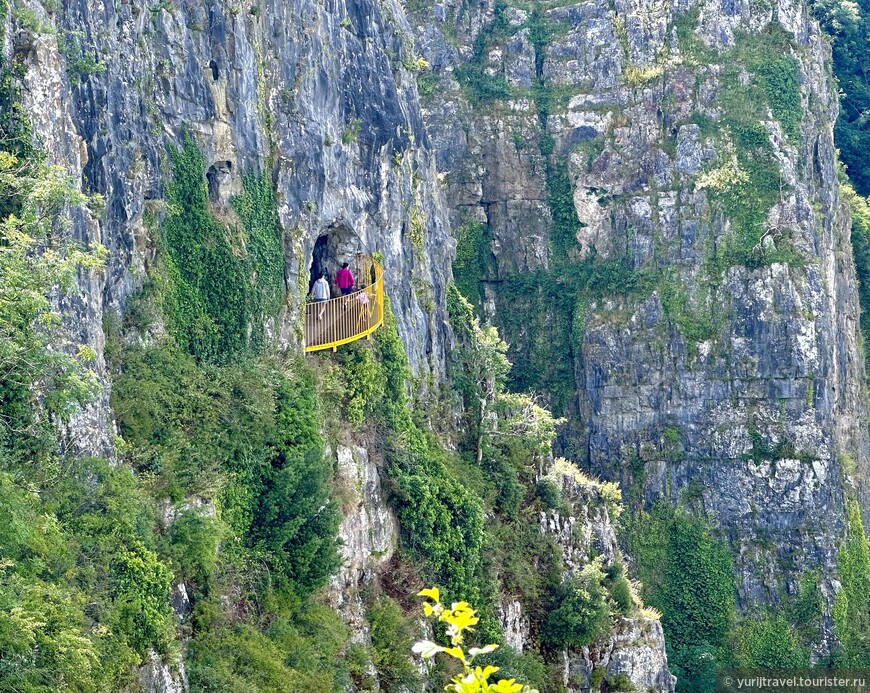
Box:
[4, 0, 679, 690]
[10, 0, 868, 688]
[15, 0, 455, 460]
[407, 0, 869, 669]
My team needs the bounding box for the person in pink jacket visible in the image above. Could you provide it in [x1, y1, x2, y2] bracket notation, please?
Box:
[336, 262, 355, 295]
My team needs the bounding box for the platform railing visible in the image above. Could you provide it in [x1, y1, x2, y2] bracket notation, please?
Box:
[304, 262, 384, 352]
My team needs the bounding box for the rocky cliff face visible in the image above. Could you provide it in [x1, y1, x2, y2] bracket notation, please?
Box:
[407, 0, 867, 662]
[16, 0, 455, 455]
[542, 459, 676, 692]
[18, 0, 865, 685]
[7, 0, 681, 689]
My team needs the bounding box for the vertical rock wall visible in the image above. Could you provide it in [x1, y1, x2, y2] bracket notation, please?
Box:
[15, 0, 456, 436]
[408, 0, 870, 651]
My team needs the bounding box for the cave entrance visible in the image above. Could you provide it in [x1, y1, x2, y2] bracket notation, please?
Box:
[206, 160, 233, 203]
[308, 235, 331, 294]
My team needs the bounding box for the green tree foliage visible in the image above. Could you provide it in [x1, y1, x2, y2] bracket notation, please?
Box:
[251, 376, 342, 597]
[367, 594, 421, 692]
[842, 182, 870, 363]
[605, 563, 634, 616]
[111, 340, 340, 600]
[112, 542, 175, 655]
[447, 285, 511, 463]
[541, 560, 612, 650]
[188, 622, 334, 692]
[0, 152, 105, 473]
[453, 220, 489, 308]
[0, 42, 178, 687]
[734, 614, 809, 668]
[812, 0, 870, 195]
[163, 508, 223, 590]
[363, 301, 488, 602]
[110, 343, 276, 498]
[102, 130, 343, 687]
[0, 457, 178, 691]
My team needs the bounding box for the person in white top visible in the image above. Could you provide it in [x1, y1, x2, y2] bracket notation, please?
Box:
[312, 273, 330, 302]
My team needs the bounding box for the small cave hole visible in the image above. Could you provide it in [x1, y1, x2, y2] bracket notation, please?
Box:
[206, 160, 233, 202]
[209, 59, 220, 81]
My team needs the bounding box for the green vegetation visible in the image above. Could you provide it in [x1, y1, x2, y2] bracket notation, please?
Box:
[833, 499, 870, 666]
[605, 562, 634, 616]
[742, 428, 817, 464]
[541, 560, 612, 649]
[843, 182, 870, 364]
[110, 344, 341, 598]
[812, 0, 870, 195]
[60, 30, 108, 82]
[0, 64, 350, 686]
[0, 458, 175, 689]
[453, 219, 489, 308]
[699, 28, 803, 270]
[375, 301, 487, 602]
[734, 614, 810, 668]
[626, 504, 735, 693]
[187, 601, 349, 691]
[159, 136, 284, 362]
[367, 593, 422, 692]
[492, 257, 655, 414]
[454, 2, 513, 102]
[0, 21, 171, 686]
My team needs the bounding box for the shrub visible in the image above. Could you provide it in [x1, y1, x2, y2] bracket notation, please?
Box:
[478, 646, 551, 692]
[188, 623, 325, 692]
[375, 302, 487, 601]
[110, 343, 276, 498]
[609, 577, 633, 616]
[164, 508, 223, 591]
[536, 479, 562, 510]
[625, 504, 736, 692]
[251, 375, 341, 597]
[541, 561, 612, 649]
[734, 614, 809, 668]
[453, 219, 488, 307]
[367, 595, 421, 692]
[336, 342, 384, 425]
[833, 499, 870, 666]
[111, 542, 174, 656]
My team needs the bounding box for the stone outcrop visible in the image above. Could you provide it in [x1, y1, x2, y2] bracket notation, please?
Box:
[544, 459, 675, 692]
[407, 0, 869, 656]
[328, 444, 398, 640]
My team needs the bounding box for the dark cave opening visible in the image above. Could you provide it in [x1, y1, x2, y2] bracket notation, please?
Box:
[308, 234, 330, 295]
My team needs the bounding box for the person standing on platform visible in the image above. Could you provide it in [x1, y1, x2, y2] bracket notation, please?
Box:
[336, 262, 355, 295]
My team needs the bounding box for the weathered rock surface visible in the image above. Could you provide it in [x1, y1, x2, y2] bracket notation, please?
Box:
[137, 652, 186, 693]
[543, 459, 676, 692]
[328, 444, 398, 640]
[407, 0, 869, 656]
[15, 0, 456, 460]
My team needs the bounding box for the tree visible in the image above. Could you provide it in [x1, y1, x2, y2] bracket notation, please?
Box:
[0, 147, 105, 473]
